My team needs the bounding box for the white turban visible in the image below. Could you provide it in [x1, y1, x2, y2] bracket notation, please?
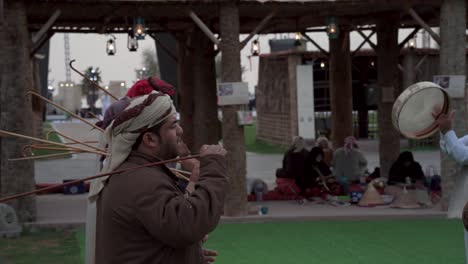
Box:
[88, 91, 176, 201]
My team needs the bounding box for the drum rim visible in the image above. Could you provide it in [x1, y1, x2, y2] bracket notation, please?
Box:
[392, 82, 450, 139]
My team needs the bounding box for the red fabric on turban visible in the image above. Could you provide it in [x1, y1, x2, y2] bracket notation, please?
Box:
[126, 77, 176, 98]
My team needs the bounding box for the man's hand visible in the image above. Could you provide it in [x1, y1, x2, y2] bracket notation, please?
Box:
[176, 140, 191, 157]
[432, 109, 455, 135]
[201, 235, 217, 263]
[186, 159, 200, 182]
[200, 145, 227, 157]
[202, 248, 218, 263]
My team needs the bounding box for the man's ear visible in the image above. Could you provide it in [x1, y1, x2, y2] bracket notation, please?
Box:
[141, 132, 159, 148]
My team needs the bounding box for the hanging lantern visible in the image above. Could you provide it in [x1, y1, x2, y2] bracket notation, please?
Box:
[128, 31, 138, 52]
[106, 38, 116, 55]
[294, 32, 302, 46]
[133, 17, 146, 40]
[327, 17, 339, 39]
[251, 39, 260, 56]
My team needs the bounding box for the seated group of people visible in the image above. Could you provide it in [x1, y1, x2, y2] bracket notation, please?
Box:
[276, 136, 368, 199]
[276, 136, 440, 203]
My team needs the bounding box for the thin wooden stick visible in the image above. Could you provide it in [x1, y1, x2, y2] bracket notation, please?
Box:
[29, 140, 99, 148]
[86, 111, 101, 121]
[0, 155, 200, 203]
[69, 59, 119, 100]
[0, 129, 108, 156]
[27, 91, 104, 133]
[170, 168, 192, 176]
[47, 130, 105, 153]
[170, 169, 190, 182]
[26, 146, 78, 152]
[9, 151, 83, 161]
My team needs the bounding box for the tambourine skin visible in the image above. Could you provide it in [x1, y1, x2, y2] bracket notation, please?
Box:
[392, 82, 450, 139]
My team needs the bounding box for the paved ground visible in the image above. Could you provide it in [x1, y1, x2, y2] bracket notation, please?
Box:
[30, 119, 445, 227]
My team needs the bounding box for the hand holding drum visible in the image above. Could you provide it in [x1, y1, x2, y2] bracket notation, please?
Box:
[392, 82, 451, 139]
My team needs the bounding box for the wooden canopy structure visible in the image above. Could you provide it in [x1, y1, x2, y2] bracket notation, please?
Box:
[1, 0, 466, 221]
[25, 0, 442, 34]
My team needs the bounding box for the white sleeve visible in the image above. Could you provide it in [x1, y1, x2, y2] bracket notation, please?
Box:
[443, 130, 468, 165]
[459, 135, 468, 146]
[440, 132, 449, 154]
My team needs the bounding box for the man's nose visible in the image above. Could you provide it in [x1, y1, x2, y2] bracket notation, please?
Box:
[176, 124, 183, 136]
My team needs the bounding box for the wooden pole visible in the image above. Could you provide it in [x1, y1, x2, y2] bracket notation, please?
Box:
[301, 32, 329, 57]
[31, 10, 60, 43]
[240, 11, 276, 49]
[406, 7, 441, 45]
[329, 25, 353, 148]
[351, 31, 375, 57]
[376, 13, 401, 178]
[188, 11, 219, 46]
[220, 2, 247, 216]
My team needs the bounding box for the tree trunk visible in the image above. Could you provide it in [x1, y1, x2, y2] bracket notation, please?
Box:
[177, 32, 195, 150]
[220, 2, 247, 216]
[191, 28, 220, 152]
[177, 28, 219, 153]
[329, 26, 353, 148]
[0, 0, 36, 222]
[376, 14, 401, 179]
[439, 0, 466, 212]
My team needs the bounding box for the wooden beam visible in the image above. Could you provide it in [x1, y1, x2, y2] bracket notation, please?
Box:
[301, 32, 329, 57]
[351, 31, 375, 57]
[355, 29, 377, 50]
[188, 10, 219, 46]
[406, 7, 441, 45]
[398, 64, 404, 72]
[415, 54, 427, 70]
[98, 15, 113, 34]
[240, 10, 276, 49]
[31, 9, 61, 44]
[149, 33, 178, 63]
[30, 31, 54, 57]
[398, 27, 421, 50]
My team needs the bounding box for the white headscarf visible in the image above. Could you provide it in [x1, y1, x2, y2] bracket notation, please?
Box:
[88, 91, 176, 201]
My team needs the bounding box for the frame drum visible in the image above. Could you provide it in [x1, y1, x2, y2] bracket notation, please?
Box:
[392, 82, 450, 139]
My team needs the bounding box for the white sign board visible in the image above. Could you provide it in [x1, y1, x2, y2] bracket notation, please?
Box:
[217, 82, 250, 106]
[296, 65, 315, 139]
[433, 75, 466, 98]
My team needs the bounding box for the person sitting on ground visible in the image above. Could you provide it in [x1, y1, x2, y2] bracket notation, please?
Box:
[296, 147, 334, 200]
[332, 136, 368, 194]
[316, 136, 333, 166]
[388, 151, 425, 186]
[276, 137, 308, 179]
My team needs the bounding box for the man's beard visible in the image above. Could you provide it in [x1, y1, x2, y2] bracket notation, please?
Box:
[158, 139, 179, 160]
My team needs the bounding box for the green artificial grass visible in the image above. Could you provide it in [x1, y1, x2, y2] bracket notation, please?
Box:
[3, 219, 462, 263]
[204, 220, 464, 264]
[244, 123, 286, 154]
[32, 122, 72, 158]
[76, 228, 86, 263]
[0, 229, 81, 264]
